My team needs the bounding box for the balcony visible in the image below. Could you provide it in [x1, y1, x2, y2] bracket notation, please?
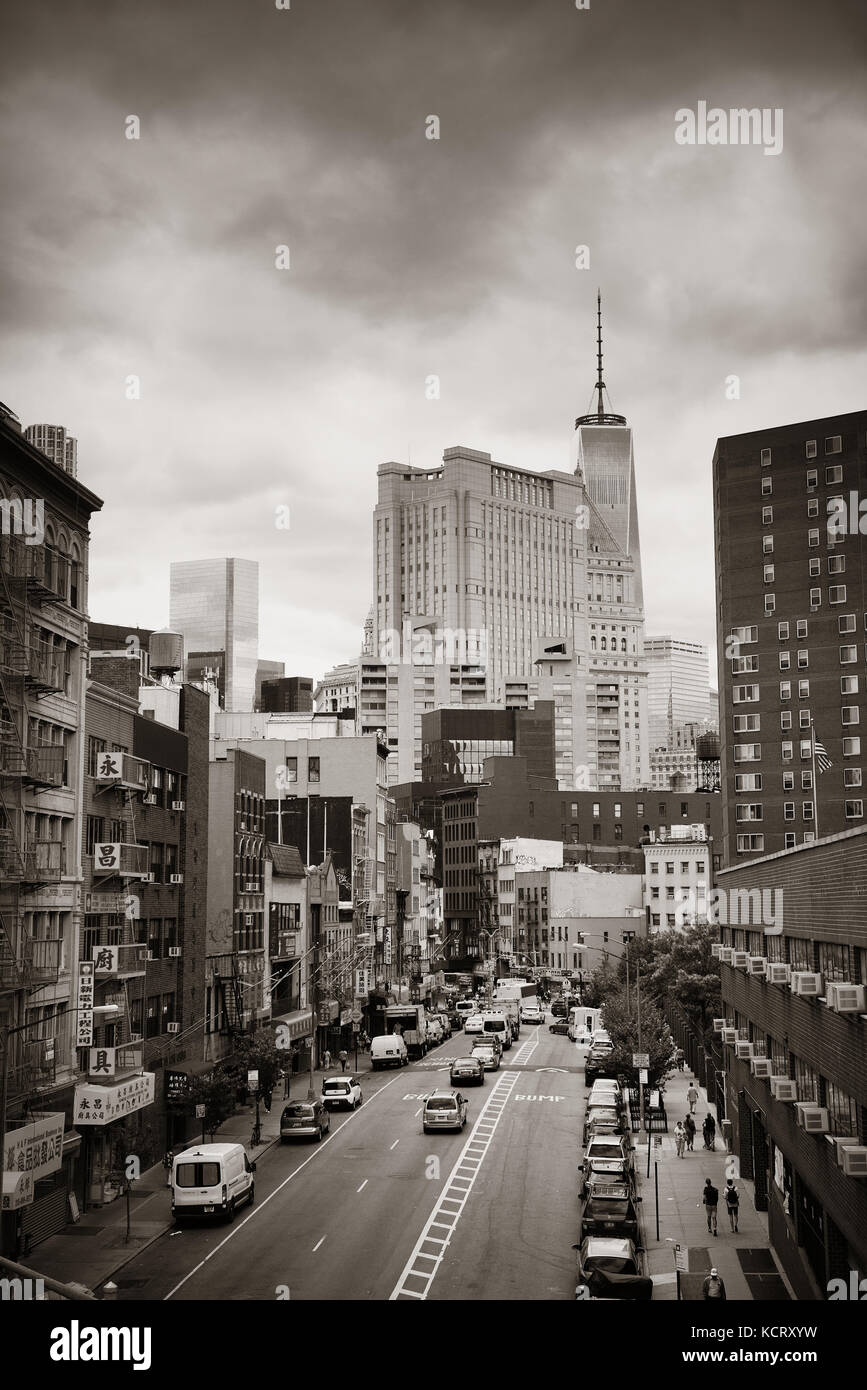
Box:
[22, 744, 65, 789]
[92, 941, 148, 978]
[0, 630, 28, 674]
[92, 841, 149, 878]
[20, 840, 65, 884]
[30, 936, 62, 982]
[94, 751, 150, 791]
[24, 546, 70, 604]
[26, 643, 66, 694]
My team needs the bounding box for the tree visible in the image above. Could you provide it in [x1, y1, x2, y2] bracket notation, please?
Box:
[188, 1071, 236, 1139]
[582, 957, 620, 1009]
[600, 988, 674, 1087]
[223, 1026, 284, 1098]
[645, 924, 721, 1041]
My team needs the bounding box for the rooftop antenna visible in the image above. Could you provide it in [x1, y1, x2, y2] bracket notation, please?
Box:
[595, 288, 605, 422]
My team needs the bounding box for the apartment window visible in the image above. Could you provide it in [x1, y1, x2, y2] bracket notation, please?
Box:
[761, 476, 772, 496]
[783, 803, 795, 821]
[777, 621, 789, 641]
[87, 737, 107, 778]
[798, 679, 809, 698]
[781, 741, 793, 761]
[651, 885, 659, 900]
[799, 739, 812, 759]
[780, 711, 792, 730]
[735, 774, 762, 792]
[795, 621, 807, 641]
[762, 535, 774, 555]
[763, 564, 774, 584]
[308, 756, 320, 782]
[807, 527, 819, 548]
[799, 710, 811, 729]
[733, 714, 760, 733]
[838, 613, 857, 634]
[760, 447, 772, 466]
[842, 706, 860, 726]
[829, 586, 846, 605]
[826, 1081, 858, 1138]
[844, 768, 862, 787]
[733, 684, 759, 703]
[807, 497, 819, 518]
[665, 862, 675, 874]
[762, 506, 773, 525]
[806, 469, 818, 489]
[764, 594, 775, 615]
[85, 816, 105, 857]
[736, 834, 764, 853]
[146, 995, 161, 1039]
[735, 804, 763, 822]
[149, 842, 164, 882]
[797, 650, 809, 669]
[809, 588, 821, 608]
[809, 558, 821, 578]
[805, 439, 817, 459]
[613, 803, 621, 818]
[843, 738, 861, 757]
[733, 743, 761, 762]
[828, 554, 845, 574]
[824, 435, 842, 454]
[285, 757, 297, 783]
[732, 655, 759, 674]
[785, 833, 796, 849]
[841, 675, 859, 695]
[801, 770, 813, 790]
[650, 862, 658, 875]
[782, 772, 794, 790]
[779, 652, 790, 671]
[826, 464, 843, 484]
[730, 626, 758, 646]
[845, 800, 864, 819]
[795, 1057, 818, 1104]
[592, 803, 600, 817]
[840, 645, 857, 664]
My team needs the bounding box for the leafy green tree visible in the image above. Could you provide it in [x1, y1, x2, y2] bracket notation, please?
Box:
[582, 957, 620, 1009]
[188, 1070, 237, 1139]
[224, 1027, 284, 1099]
[600, 988, 674, 1087]
[644, 924, 721, 1041]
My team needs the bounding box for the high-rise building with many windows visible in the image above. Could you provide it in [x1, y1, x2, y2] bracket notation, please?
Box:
[644, 636, 712, 750]
[24, 423, 78, 478]
[169, 558, 259, 713]
[713, 410, 867, 864]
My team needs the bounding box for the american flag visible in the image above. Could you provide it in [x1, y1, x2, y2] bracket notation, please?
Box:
[813, 734, 833, 773]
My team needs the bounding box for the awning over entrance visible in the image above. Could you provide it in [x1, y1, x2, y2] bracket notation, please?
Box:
[271, 1008, 314, 1041]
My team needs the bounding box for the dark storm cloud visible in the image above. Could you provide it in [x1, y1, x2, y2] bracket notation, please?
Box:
[1, 0, 866, 676]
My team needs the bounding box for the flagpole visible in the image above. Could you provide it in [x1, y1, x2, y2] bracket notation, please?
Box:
[811, 719, 820, 841]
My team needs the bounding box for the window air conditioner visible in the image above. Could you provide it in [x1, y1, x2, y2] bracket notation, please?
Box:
[840, 1146, 867, 1177]
[795, 1103, 829, 1134]
[167, 1022, 181, 1034]
[172, 801, 185, 812]
[718, 947, 735, 964]
[143, 794, 157, 805]
[766, 962, 791, 985]
[710, 943, 722, 958]
[825, 982, 867, 1013]
[712, 1017, 727, 1032]
[748, 956, 767, 976]
[735, 1041, 754, 1059]
[791, 971, 823, 996]
[169, 873, 183, 884]
[750, 1058, 773, 1078]
[770, 1076, 798, 1101]
[721, 1027, 738, 1045]
[168, 946, 182, 958]
[732, 951, 750, 969]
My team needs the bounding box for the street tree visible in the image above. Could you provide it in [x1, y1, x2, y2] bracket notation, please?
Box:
[600, 988, 674, 1087]
[188, 1070, 236, 1139]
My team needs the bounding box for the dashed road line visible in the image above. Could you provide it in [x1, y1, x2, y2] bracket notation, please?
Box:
[312, 1236, 326, 1252]
[390, 1139, 400, 1150]
[389, 1069, 521, 1301]
[356, 1179, 368, 1193]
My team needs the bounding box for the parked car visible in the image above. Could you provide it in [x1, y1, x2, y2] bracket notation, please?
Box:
[583, 1108, 626, 1145]
[171, 1143, 255, 1223]
[521, 1005, 545, 1025]
[549, 1018, 570, 1035]
[455, 1000, 476, 1019]
[589, 1079, 622, 1103]
[321, 1076, 362, 1110]
[579, 1179, 641, 1241]
[370, 1034, 408, 1069]
[422, 1091, 469, 1133]
[551, 999, 569, 1018]
[463, 1013, 486, 1037]
[450, 1055, 485, 1086]
[574, 1236, 651, 1300]
[449, 1011, 464, 1032]
[579, 1135, 633, 1187]
[471, 1040, 501, 1072]
[280, 1100, 331, 1143]
[585, 1054, 620, 1084]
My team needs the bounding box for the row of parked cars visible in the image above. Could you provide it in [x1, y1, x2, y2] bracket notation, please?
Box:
[575, 1076, 651, 1300]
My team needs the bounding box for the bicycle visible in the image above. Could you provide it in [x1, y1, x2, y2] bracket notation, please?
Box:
[250, 1123, 261, 1148]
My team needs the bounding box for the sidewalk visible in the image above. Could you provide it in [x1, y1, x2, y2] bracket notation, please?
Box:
[23, 1059, 375, 1298]
[636, 1066, 794, 1301]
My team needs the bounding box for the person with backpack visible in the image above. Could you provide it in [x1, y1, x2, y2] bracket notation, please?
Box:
[701, 1177, 719, 1235]
[684, 1113, 696, 1151]
[724, 1178, 740, 1232]
[702, 1268, 726, 1300]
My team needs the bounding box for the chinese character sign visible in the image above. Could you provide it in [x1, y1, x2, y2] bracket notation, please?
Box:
[97, 752, 122, 780]
[3, 1113, 65, 1182]
[89, 1047, 115, 1077]
[92, 945, 118, 974]
[93, 842, 121, 874]
[73, 1074, 155, 1125]
[77, 960, 94, 1047]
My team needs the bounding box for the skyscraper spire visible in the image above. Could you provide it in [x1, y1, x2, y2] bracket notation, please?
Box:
[595, 288, 605, 422]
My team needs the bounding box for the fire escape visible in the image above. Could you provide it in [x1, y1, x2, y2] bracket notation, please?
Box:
[0, 534, 70, 1099]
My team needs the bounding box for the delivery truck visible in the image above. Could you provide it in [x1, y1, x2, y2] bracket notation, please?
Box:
[378, 1003, 429, 1059]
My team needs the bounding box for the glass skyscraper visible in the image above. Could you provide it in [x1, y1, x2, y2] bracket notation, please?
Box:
[169, 558, 259, 712]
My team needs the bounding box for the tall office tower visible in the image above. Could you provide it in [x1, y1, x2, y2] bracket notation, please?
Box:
[24, 422, 78, 477]
[713, 410, 867, 865]
[574, 294, 650, 790]
[644, 636, 712, 749]
[254, 658, 285, 709]
[170, 558, 259, 712]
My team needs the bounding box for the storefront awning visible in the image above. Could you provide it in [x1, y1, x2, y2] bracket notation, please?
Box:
[73, 1073, 155, 1126]
[270, 1008, 314, 1041]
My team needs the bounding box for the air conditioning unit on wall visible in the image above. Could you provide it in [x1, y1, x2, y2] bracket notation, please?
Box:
[795, 1103, 829, 1134]
[770, 1076, 798, 1101]
[791, 971, 823, 997]
[826, 982, 867, 1013]
[767, 962, 791, 985]
[748, 956, 767, 977]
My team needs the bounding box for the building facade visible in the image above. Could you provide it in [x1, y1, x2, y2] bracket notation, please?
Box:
[644, 636, 712, 751]
[170, 558, 259, 713]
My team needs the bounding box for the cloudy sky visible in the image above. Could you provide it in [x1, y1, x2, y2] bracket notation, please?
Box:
[2, 0, 866, 687]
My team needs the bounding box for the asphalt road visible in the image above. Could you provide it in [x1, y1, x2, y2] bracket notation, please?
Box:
[115, 1020, 591, 1302]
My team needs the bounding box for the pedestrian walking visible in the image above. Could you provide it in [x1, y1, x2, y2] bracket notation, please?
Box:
[674, 1047, 685, 1072]
[703, 1112, 716, 1150]
[701, 1178, 719, 1235]
[684, 1113, 696, 1151]
[338, 1049, 348, 1072]
[323, 1049, 331, 1070]
[687, 1083, 699, 1115]
[702, 1268, 727, 1300]
[724, 1178, 740, 1232]
[673, 1120, 686, 1158]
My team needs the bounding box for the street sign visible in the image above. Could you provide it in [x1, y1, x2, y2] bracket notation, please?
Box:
[632, 1052, 650, 1069]
[352, 1022, 360, 1033]
[639, 1069, 649, 1085]
[195, 1104, 206, 1119]
[654, 1135, 663, 1148]
[674, 1244, 689, 1272]
[247, 1069, 259, 1090]
[350, 1007, 362, 1023]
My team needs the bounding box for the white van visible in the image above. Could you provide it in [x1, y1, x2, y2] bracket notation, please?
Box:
[481, 1012, 511, 1050]
[370, 1034, 408, 1069]
[171, 1143, 255, 1223]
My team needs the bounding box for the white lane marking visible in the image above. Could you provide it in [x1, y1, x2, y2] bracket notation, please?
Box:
[389, 1069, 521, 1301]
[414, 1107, 422, 1117]
[357, 1179, 368, 1193]
[312, 1236, 326, 1252]
[511, 1033, 539, 1066]
[164, 1072, 402, 1300]
[390, 1139, 400, 1150]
